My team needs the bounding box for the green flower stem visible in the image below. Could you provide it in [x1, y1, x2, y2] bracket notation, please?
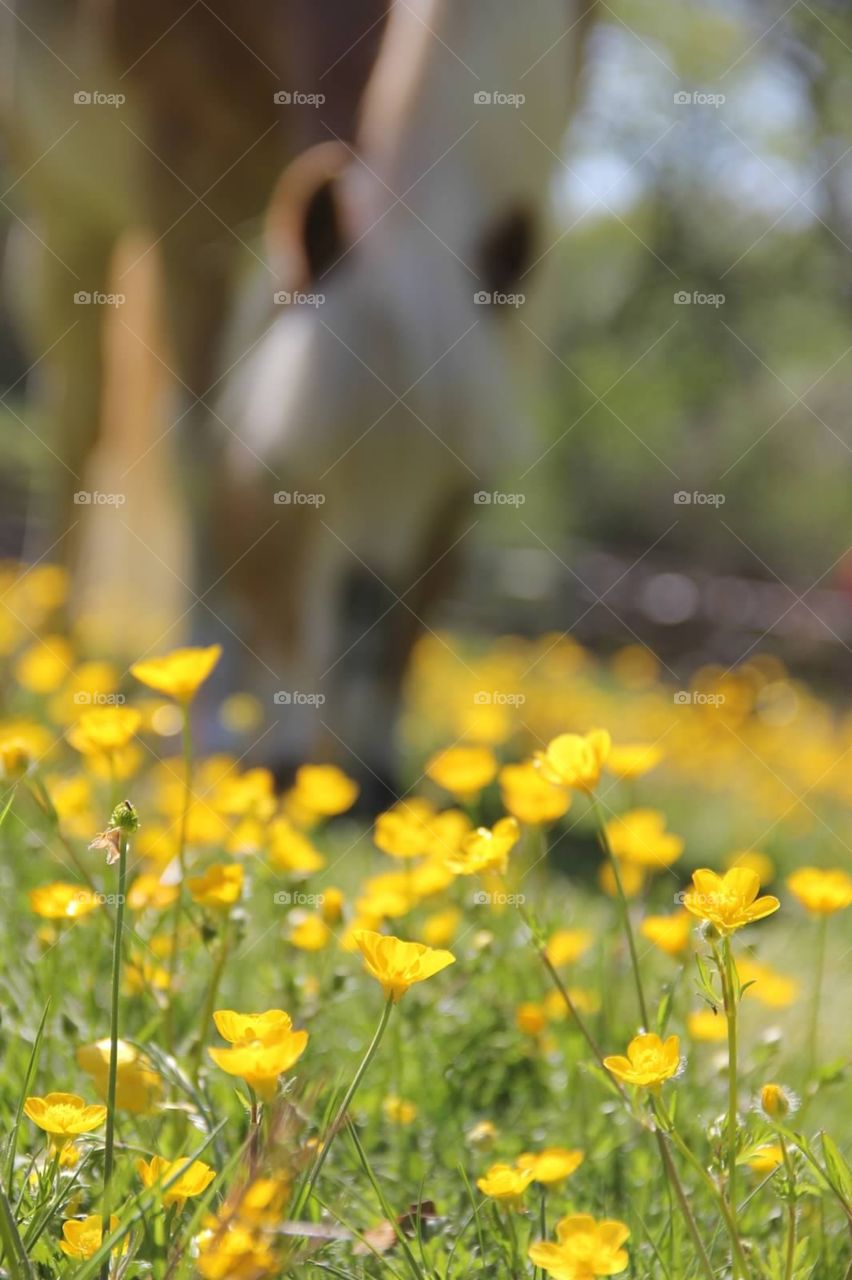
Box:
[720, 936, 741, 1268]
[100, 827, 128, 1280]
[652, 1122, 716, 1280]
[165, 706, 193, 1048]
[189, 914, 232, 1085]
[807, 915, 827, 1083]
[590, 795, 649, 1028]
[292, 995, 394, 1218]
[779, 1137, 797, 1280]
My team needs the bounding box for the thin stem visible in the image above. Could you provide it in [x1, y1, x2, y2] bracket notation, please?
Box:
[189, 915, 232, 1084]
[293, 996, 394, 1217]
[653, 1124, 715, 1280]
[779, 1137, 796, 1280]
[721, 936, 740, 1271]
[591, 795, 649, 1027]
[100, 829, 128, 1280]
[807, 915, 827, 1082]
[165, 707, 193, 1048]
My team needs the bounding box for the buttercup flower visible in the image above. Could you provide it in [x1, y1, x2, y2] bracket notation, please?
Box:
[725, 849, 775, 885]
[76, 1039, 161, 1114]
[603, 1033, 681, 1089]
[383, 1096, 418, 1125]
[354, 929, 455, 1002]
[759, 1082, 798, 1120]
[136, 1155, 216, 1208]
[67, 706, 141, 757]
[682, 868, 780, 933]
[289, 914, 331, 951]
[130, 644, 221, 703]
[606, 742, 663, 780]
[545, 929, 593, 967]
[28, 882, 100, 920]
[446, 816, 520, 875]
[499, 760, 571, 825]
[195, 1221, 277, 1279]
[288, 764, 359, 818]
[640, 911, 692, 956]
[425, 745, 497, 798]
[24, 1092, 107, 1139]
[476, 1162, 535, 1204]
[517, 1147, 584, 1185]
[604, 809, 683, 870]
[59, 1214, 120, 1260]
[746, 1145, 784, 1174]
[736, 956, 799, 1008]
[516, 1002, 548, 1036]
[529, 1213, 630, 1279]
[786, 867, 852, 916]
[538, 729, 611, 791]
[187, 862, 244, 909]
[208, 1008, 308, 1099]
[687, 1010, 727, 1042]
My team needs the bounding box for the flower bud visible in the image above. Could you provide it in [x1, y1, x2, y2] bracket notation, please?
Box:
[760, 1082, 794, 1119]
[0, 738, 31, 780]
[110, 799, 140, 833]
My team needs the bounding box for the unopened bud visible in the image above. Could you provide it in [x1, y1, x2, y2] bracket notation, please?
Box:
[110, 799, 140, 833]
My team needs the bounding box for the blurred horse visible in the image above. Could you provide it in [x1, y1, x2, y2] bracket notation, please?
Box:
[2, 0, 592, 795]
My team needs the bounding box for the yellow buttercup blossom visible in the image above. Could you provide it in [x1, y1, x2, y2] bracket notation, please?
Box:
[28, 882, 100, 920]
[538, 729, 611, 791]
[640, 911, 692, 956]
[66, 706, 141, 757]
[745, 1144, 784, 1174]
[476, 1162, 535, 1204]
[267, 818, 326, 873]
[208, 1008, 308, 1099]
[725, 849, 775, 886]
[517, 1148, 584, 1185]
[0, 737, 31, 780]
[130, 644, 222, 703]
[288, 764, 359, 818]
[289, 914, 331, 951]
[759, 1082, 797, 1120]
[353, 930, 455, 1002]
[195, 1222, 277, 1279]
[136, 1155, 216, 1208]
[529, 1213, 630, 1279]
[599, 860, 644, 899]
[786, 867, 852, 916]
[425, 745, 498, 798]
[420, 907, 461, 947]
[446, 816, 520, 876]
[24, 1092, 107, 1139]
[15, 636, 72, 694]
[606, 742, 663, 780]
[187, 862, 244, 909]
[687, 1010, 727, 1042]
[736, 956, 799, 1008]
[499, 760, 571, 825]
[603, 1033, 681, 1089]
[213, 1010, 295, 1045]
[516, 1002, 548, 1036]
[127, 874, 179, 911]
[76, 1039, 161, 1114]
[383, 1095, 418, 1125]
[545, 929, 593, 967]
[59, 1214, 120, 1260]
[683, 868, 780, 933]
[604, 809, 683, 870]
[374, 804, 431, 859]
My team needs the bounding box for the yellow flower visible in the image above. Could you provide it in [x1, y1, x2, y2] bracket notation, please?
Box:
[267, 818, 326, 873]
[499, 761, 571, 825]
[60, 1214, 120, 1260]
[516, 1002, 548, 1036]
[383, 1095, 418, 1125]
[208, 1009, 308, 1099]
[603, 1033, 681, 1089]
[604, 809, 683, 870]
[543, 988, 600, 1021]
[136, 1155, 216, 1208]
[446, 816, 520, 876]
[353, 930, 455, 1002]
[538, 729, 611, 791]
[67, 706, 141, 757]
[420, 907, 461, 947]
[724, 849, 775, 886]
[425, 745, 497, 799]
[640, 911, 692, 957]
[736, 956, 799, 1008]
[476, 1162, 535, 1204]
[545, 929, 593, 967]
[745, 1144, 784, 1174]
[15, 636, 72, 694]
[127, 874, 179, 911]
[517, 1148, 584, 1185]
[76, 1039, 161, 1114]
[28, 882, 100, 920]
[187, 863, 244, 910]
[606, 742, 663, 780]
[196, 1222, 277, 1279]
[321, 887, 345, 924]
[786, 867, 852, 916]
[374, 804, 431, 859]
[683, 868, 780, 934]
[130, 644, 221, 703]
[759, 1082, 797, 1120]
[289, 914, 331, 951]
[288, 764, 359, 818]
[24, 1093, 107, 1138]
[0, 737, 31, 780]
[529, 1213, 630, 1279]
[687, 1010, 727, 1042]
[599, 860, 644, 899]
